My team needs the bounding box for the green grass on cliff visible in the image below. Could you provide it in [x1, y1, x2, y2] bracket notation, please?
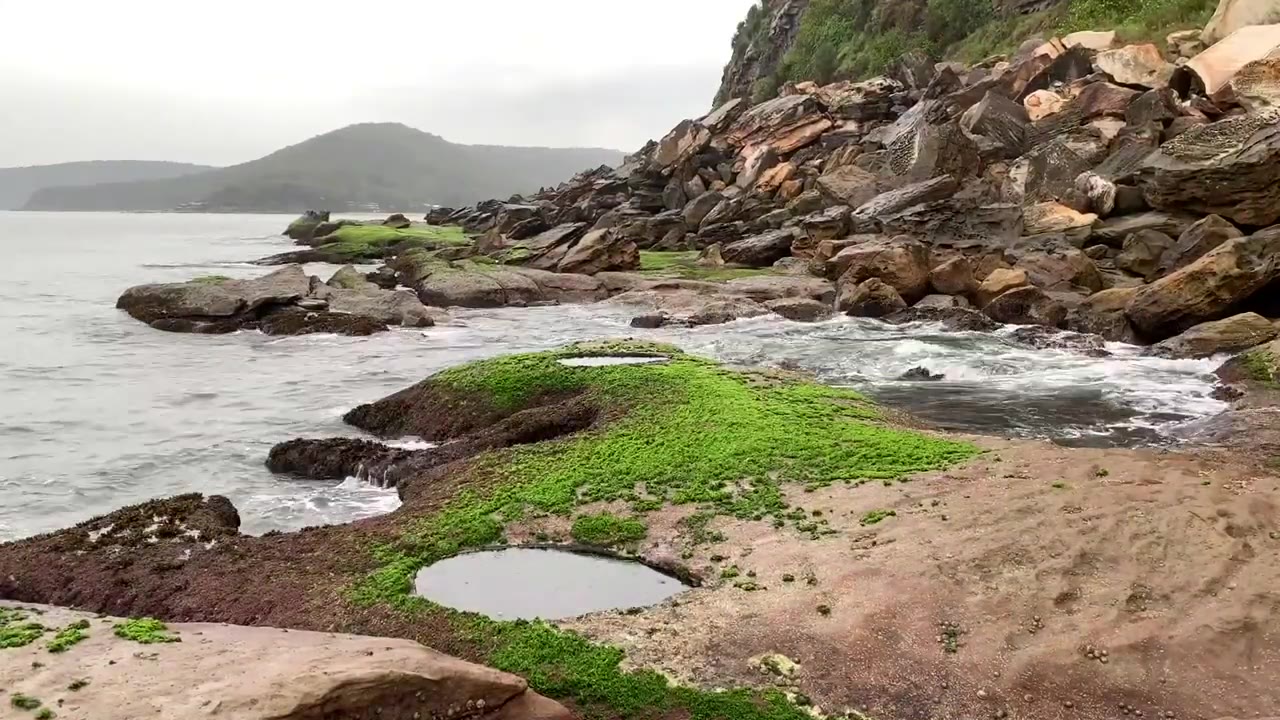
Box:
[764, 0, 1217, 90]
[1241, 347, 1278, 387]
[314, 224, 468, 261]
[348, 342, 978, 720]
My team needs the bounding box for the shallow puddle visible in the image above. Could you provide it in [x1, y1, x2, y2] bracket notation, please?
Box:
[558, 355, 668, 367]
[414, 547, 687, 620]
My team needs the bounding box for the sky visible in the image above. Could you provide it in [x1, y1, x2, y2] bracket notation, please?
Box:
[0, 0, 759, 168]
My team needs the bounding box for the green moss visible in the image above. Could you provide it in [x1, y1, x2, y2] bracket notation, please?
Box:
[347, 342, 978, 719]
[10, 694, 40, 711]
[113, 618, 180, 644]
[67, 679, 89, 692]
[638, 251, 776, 282]
[860, 509, 897, 526]
[721, 565, 742, 580]
[571, 514, 648, 547]
[315, 223, 468, 261]
[191, 274, 231, 285]
[46, 620, 90, 653]
[1241, 349, 1278, 387]
[36, 709, 55, 720]
[0, 614, 46, 649]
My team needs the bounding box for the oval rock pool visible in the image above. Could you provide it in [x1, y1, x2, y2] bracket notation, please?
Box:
[414, 547, 689, 620]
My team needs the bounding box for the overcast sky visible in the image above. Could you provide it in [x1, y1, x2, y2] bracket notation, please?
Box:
[0, 0, 758, 168]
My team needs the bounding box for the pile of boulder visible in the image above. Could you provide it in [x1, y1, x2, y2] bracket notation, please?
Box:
[116, 265, 447, 336]
[420, 18, 1280, 357]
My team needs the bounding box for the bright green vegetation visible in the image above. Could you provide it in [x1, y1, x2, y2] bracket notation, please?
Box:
[570, 513, 648, 547]
[0, 608, 46, 649]
[860, 508, 897, 526]
[67, 679, 89, 692]
[1241, 348, 1278, 387]
[638, 251, 776, 281]
[315, 223, 469, 261]
[191, 275, 231, 285]
[46, 620, 90, 653]
[10, 694, 40, 710]
[348, 342, 977, 720]
[755, 0, 1216, 93]
[721, 565, 742, 580]
[113, 618, 180, 644]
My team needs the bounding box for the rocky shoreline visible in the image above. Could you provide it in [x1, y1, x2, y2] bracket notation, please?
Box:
[9, 9, 1280, 720]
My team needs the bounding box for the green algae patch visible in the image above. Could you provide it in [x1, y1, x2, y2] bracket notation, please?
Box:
[639, 251, 776, 281]
[46, 620, 89, 653]
[571, 513, 648, 547]
[10, 694, 41, 711]
[1, 608, 46, 649]
[191, 275, 231, 285]
[348, 341, 978, 720]
[860, 509, 897, 526]
[314, 223, 468, 261]
[1241, 348, 1278, 387]
[113, 617, 180, 644]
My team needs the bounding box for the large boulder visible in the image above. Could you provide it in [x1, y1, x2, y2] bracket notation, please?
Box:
[816, 165, 883, 206]
[1147, 312, 1279, 358]
[976, 267, 1030, 307]
[0, 602, 570, 720]
[838, 278, 908, 317]
[1125, 229, 1280, 338]
[852, 176, 958, 221]
[1202, 3, 1280, 48]
[793, 206, 852, 259]
[720, 229, 796, 267]
[930, 256, 978, 296]
[313, 286, 440, 328]
[1155, 214, 1244, 276]
[960, 91, 1030, 158]
[1114, 229, 1175, 280]
[1095, 44, 1174, 88]
[765, 297, 834, 322]
[983, 285, 1068, 327]
[1137, 110, 1280, 226]
[284, 210, 330, 241]
[1231, 56, 1280, 112]
[830, 236, 931, 303]
[1006, 236, 1104, 292]
[556, 228, 639, 275]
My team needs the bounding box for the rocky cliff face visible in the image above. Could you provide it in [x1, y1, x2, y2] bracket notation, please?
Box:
[715, 0, 812, 105]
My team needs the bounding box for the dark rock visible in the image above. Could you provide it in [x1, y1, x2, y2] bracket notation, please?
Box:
[1125, 88, 1179, 126]
[721, 229, 796, 267]
[765, 297, 833, 322]
[816, 165, 883, 207]
[793, 206, 851, 259]
[1155, 214, 1244, 277]
[882, 200, 1024, 250]
[1115, 229, 1175, 280]
[284, 210, 330, 241]
[983, 285, 1067, 327]
[852, 176, 958, 221]
[256, 309, 388, 336]
[1005, 235, 1104, 292]
[900, 366, 944, 381]
[630, 312, 670, 329]
[959, 91, 1029, 159]
[1090, 211, 1199, 248]
[381, 213, 411, 229]
[1007, 325, 1109, 356]
[885, 306, 1000, 332]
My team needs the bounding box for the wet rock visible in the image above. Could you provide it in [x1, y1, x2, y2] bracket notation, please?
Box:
[817, 165, 883, 207]
[766, 297, 833, 322]
[267, 438, 419, 484]
[1115, 230, 1175, 280]
[977, 268, 1030, 307]
[256, 309, 388, 336]
[1137, 110, 1280, 226]
[327, 265, 377, 291]
[1216, 337, 1279, 384]
[630, 312, 670, 329]
[1147, 312, 1279, 358]
[118, 265, 311, 325]
[312, 285, 439, 328]
[984, 285, 1068, 327]
[1008, 325, 1110, 355]
[915, 294, 969, 309]
[1096, 44, 1174, 88]
[839, 278, 908, 318]
[381, 212, 411, 229]
[1156, 214, 1244, 276]
[687, 297, 771, 326]
[900, 366, 944, 381]
[722, 275, 836, 303]
[284, 210, 329, 241]
[885, 306, 1000, 332]
[832, 236, 931, 304]
[930, 257, 978, 297]
[1126, 229, 1280, 338]
[721, 229, 797, 267]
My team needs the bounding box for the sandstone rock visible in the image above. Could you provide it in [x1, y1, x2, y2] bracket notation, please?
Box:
[930, 256, 978, 296]
[787, 190, 825, 215]
[984, 285, 1068, 326]
[1096, 44, 1174, 88]
[655, 118, 712, 168]
[1091, 211, 1199, 247]
[839, 278, 908, 317]
[1023, 201, 1097, 235]
[697, 243, 726, 267]
[1147, 312, 1279, 358]
[1115, 229, 1175, 279]
[253, 309, 388, 336]
[793, 206, 852, 259]
[0, 602, 569, 720]
[1006, 235, 1104, 292]
[766, 297, 833, 322]
[687, 297, 771, 326]
[1181, 24, 1280, 99]
[1063, 30, 1117, 51]
[1231, 56, 1280, 112]
[724, 94, 832, 157]
[977, 267, 1030, 307]
[1137, 110, 1280, 226]
[720, 229, 796, 267]
[1156, 214, 1244, 276]
[722, 275, 837, 303]
[1004, 130, 1108, 204]
[831, 236, 931, 303]
[915, 294, 970, 309]
[852, 176, 958, 221]
[700, 197, 743, 229]
[556, 228, 639, 275]
[961, 91, 1031, 158]
[879, 200, 1024, 250]
[630, 312, 669, 329]
[1203, 0, 1280, 44]
[1167, 29, 1206, 58]
[1124, 88, 1180, 127]
[1066, 306, 1140, 343]
[1126, 229, 1280, 338]
[816, 164, 883, 206]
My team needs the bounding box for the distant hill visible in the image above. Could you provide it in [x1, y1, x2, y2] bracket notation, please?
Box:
[21, 124, 627, 213]
[0, 161, 214, 210]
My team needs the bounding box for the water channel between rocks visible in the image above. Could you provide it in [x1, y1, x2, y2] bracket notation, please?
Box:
[413, 548, 688, 620]
[0, 212, 1230, 541]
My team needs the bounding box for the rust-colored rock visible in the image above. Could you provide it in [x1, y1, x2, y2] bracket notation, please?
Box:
[1147, 312, 1279, 358]
[983, 285, 1068, 326]
[976, 267, 1030, 307]
[838, 278, 908, 317]
[831, 236, 931, 304]
[930, 256, 978, 296]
